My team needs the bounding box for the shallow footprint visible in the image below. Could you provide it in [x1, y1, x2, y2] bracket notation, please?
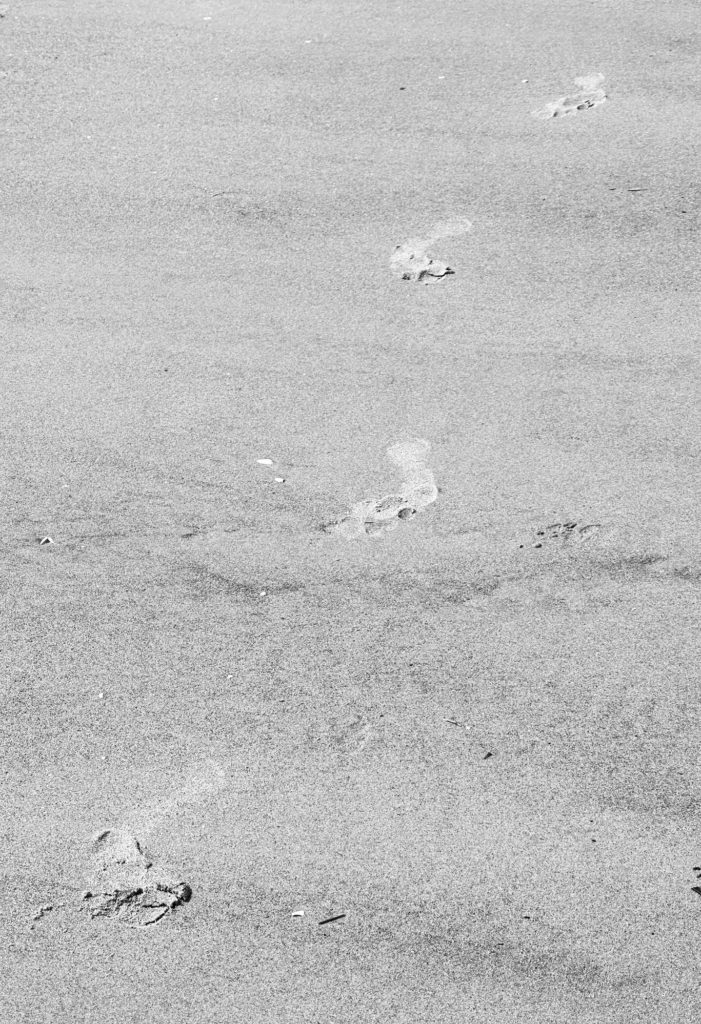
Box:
[82, 829, 191, 928]
[531, 522, 602, 547]
[390, 217, 472, 283]
[532, 73, 607, 120]
[325, 439, 437, 538]
[390, 244, 454, 283]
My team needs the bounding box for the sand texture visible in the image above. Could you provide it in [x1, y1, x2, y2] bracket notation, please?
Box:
[1, 0, 701, 1021]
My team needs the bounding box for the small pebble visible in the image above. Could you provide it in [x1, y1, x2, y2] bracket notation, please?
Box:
[274, 476, 285, 483]
[291, 910, 305, 917]
[39, 537, 53, 545]
[257, 458, 274, 466]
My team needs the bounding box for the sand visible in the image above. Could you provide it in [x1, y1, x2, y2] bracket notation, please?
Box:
[1, 0, 700, 1020]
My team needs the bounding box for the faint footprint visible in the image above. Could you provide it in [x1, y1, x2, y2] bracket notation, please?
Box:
[325, 439, 438, 538]
[81, 829, 191, 928]
[390, 217, 472, 283]
[331, 713, 375, 752]
[532, 74, 607, 120]
[530, 522, 602, 547]
[124, 759, 228, 838]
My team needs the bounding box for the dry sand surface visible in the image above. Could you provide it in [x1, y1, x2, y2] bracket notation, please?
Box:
[2, 0, 700, 1020]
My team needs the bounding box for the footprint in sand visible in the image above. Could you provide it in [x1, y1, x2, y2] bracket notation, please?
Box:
[81, 829, 191, 928]
[390, 217, 472, 283]
[532, 74, 607, 120]
[529, 522, 602, 548]
[325, 439, 438, 538]
[123, 759, 228, 837]
[76, 761, 228, 928]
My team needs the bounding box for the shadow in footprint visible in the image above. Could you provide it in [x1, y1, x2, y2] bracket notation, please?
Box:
[532, 74, 607, 119]
[324, 440, 437, 540]
[390, 217, 472, 283]
[529, 522, 602, 548]
[82, 830, 191, 929]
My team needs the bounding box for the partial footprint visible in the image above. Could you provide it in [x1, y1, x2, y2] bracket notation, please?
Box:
[81, 829, 191, 928]
[532, 74, 607, 120]
[330, 713, 375, 753]
[386, 439, 438, 508]
[390, 245, 454, 283]
[124, 759, 228, 838]
[531, 522, 602, 547]
[325, 438, 438, 538]
[390, 217, 472, 283]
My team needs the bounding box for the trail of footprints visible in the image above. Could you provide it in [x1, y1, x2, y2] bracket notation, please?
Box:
[33, 68, 623, 935]
[390, 73, 606, 280]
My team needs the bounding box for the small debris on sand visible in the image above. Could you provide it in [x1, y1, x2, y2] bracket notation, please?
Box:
[291, 910, 305, 917]
[39, 537, 53, 545]
[257, 458, 274, 466]
[318, 913, 346, 926]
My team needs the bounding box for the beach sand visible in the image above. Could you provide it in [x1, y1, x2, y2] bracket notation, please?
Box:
[2, 0, 700, 1020]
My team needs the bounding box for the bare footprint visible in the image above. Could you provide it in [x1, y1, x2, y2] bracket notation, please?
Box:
[390, 217, 472, 283]
[390, 245, 455, 282]
[325, 439, 438, 538]
[81, 829, 191, 928]
[530, 522, 602, 548]
[532, 74, 607, 120]
[124, 759, 228, 838]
